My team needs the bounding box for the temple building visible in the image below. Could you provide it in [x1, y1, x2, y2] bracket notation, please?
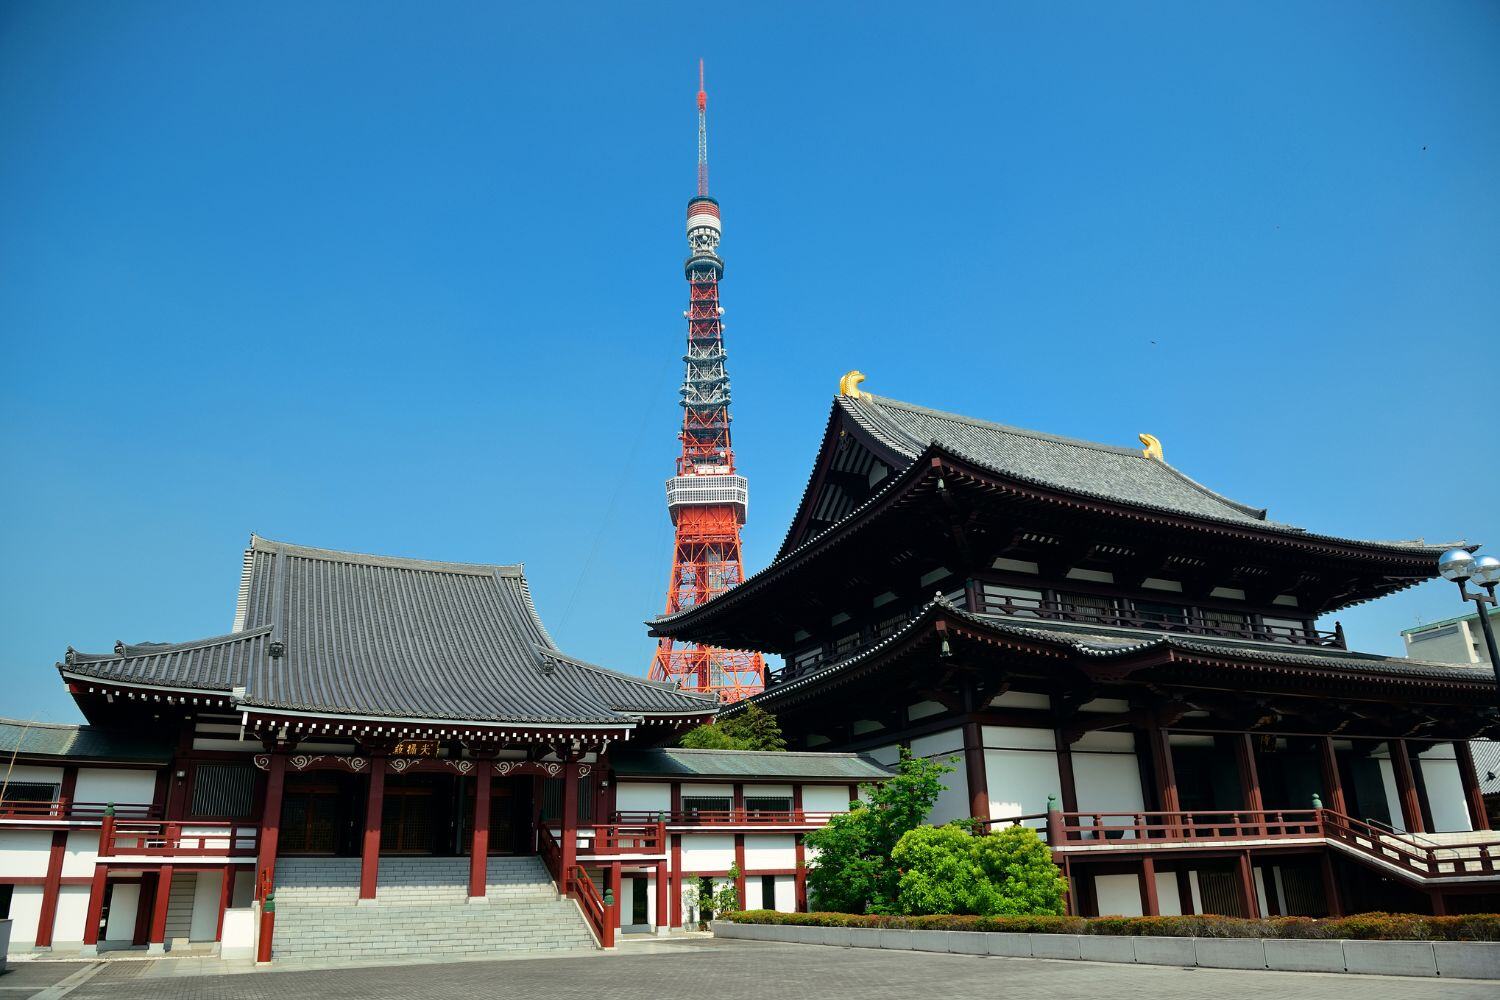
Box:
[0, 536, 888, 960]
[651, 378, 1500, 916]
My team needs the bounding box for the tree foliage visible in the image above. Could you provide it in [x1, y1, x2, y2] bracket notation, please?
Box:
[803, 749, 951, 914]
[893, 823, 1067, 916]
[679, 703, 787, 751]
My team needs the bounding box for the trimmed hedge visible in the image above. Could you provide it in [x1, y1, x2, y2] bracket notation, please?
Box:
[722, 909, 1500, 942]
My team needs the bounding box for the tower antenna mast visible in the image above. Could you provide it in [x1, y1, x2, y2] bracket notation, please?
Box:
[649, 62, 766, 703]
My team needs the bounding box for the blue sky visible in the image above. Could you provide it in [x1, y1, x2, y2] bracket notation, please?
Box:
[2, 3, 1497, 722]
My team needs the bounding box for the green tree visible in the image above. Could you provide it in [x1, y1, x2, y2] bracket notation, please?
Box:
[893, 822, 1067, 916]
[678, 703, 787, 752]
[803, 749, 952, 914]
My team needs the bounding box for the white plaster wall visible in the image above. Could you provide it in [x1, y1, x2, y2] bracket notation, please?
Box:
[1072, 732, 1145, 836]
[8, 885, 42, 946]
[742, 834, 795, 870]
[774, 875, 795, 912]
[0, 829, 54, 876]
[1419, 745, 1473, 833]
[743, 876, 763, 910]
[981, 726, 1056, 751]
[105, 883, 141, 942]
[983, 749, 1061, 820]
[616, 782, 670, 813]
[742, 783, 793, 799]
[232, 869, 254, 908]
[73, 769, 156, 807]
[1188, 870, 1203, 914]
[190, 871, 221, 941]
[1093, 874, 1143, 917]
[802, 785, 856, 814]
[865, 744, 901, 766]
[1376, 755, 1406, 832]
[910, 729, 963, 758]
[50, 885, 89, 943]
[1253, 867, 1269, 918]
[2, 765, 64, 786]
[1155, 872, 1182, 916]
[679, 833, 735, 872]
[618, 873, 658, 927]
[680, 783, 732, 800]
[62, 830, 98, 877]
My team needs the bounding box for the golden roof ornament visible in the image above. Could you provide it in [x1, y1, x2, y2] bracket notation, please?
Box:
[1138, 433, 1164, 462]
[839, 370, 866, 399]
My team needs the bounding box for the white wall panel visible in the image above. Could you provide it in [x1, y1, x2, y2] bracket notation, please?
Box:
[0, 829, 54, 876]
[1376, 756, 1405, 832]
[984, 750, 1061, 820]
[74, 769, 156, 807]
[774, 875, 795, 912]
[616, 782, 670, 813]
[802, 785, 856, 814]
[62, 830, 98, 877]
[50, 885, 90, 943]
[8, 885, 43, 946]
[1073, 740, 1145, 835]
[742, 784, 793, 799]
[910, 728, 963, 758]
[680, 783, 732, 800]
[1094, 874, 1143, 917]
[105, 883, 141, 941]
[190, 871, 221, 941]
[679, 833, 734, 872]
[1155, 872, 1182, 916]
[1420, 746, 1472, 833]
[982, 726, 1056, 751]
[742, 834, 795, 870]
[3, 765, 64, 785]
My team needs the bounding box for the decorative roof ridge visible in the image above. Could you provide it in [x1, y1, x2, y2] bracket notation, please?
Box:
[249, 534, 524, 578]
[536, 644, 719, 709]
[0, 717, 88, 731]
[62, 625, 273, 665]
[845, 393, 1272, 522]
[514, 567, 557, 651]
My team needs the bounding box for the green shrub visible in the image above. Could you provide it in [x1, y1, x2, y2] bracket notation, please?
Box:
[719, 909, 1500, 941]
[892, 823, 1067, 916]
[804, 750, 952, 914]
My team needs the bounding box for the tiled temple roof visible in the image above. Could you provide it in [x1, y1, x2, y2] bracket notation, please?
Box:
[0, 717, 172, 764]
[61, 536, 716, 728]
[610, 747, 893, 781]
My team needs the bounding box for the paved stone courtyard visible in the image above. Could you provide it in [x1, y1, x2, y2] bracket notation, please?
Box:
[2, 939, 1492, 1000]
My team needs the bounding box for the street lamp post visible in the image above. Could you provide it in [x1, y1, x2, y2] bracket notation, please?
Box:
[1437, 549, 1500, 698]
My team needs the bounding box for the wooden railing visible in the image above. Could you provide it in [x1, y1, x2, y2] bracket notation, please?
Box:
[578, 823, 666, 855]
[1321, 811, 1500, 880]
[612, 810, 840, 827]
[104, 819, 258, 857]
[984, 808, 1500, 883]
[567, 864, 613, 948]
[0, 799, 157, 821]
[973, 593, 1343, 648]
[982, 809, 1322, 844]
[538, 825, 562, 884]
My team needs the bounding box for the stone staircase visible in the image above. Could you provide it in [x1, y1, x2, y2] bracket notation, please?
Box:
[270, 856, 599, 963]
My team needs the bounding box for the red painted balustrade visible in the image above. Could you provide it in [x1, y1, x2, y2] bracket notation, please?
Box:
[102, 819, 259, 857]
[567, 864, 613, 948]
[1320, 811, 1500, 879]
[612, 809, 839, 827]
[982, 809, 1323, 844]
[0, 799, 156, 821]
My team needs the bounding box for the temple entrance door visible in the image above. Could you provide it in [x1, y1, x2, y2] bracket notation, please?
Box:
[462, 776, 534, 854]
[381, 775, 451, 854]
[280, 772, 358, 855]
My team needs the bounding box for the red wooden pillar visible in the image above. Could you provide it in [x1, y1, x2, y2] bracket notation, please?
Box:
[80, 867, 109, 954]
[1235, 734, 1264, 831]
[1429, 890, 1449, 916]
[561, 762, 579, 889]
[1319, 851, 1343, 917]
[1054, 729, 1079, 814]
[1390, 739, 1426, 834]
[469, 768, 492, 899]
[962, 722, 989, 820]
[791, 785, 807, 912]
[605, 863, 620, 948]
[1174, 869, 1195, 915]
[255, 752, 287, 899]
[1138, 855, 1160, 916]
[147, 865, 174, 952]
[33, 831, 69, 949]
[216, 865, 236, 941]
[1146, 723, 1180, 834]
[359, 755, 385, 900]
[847, 783, 860, 807]
[731, 783, 746, 905]
[1455, 741, 1491, 831]
[668, 782, 683, 927]
[654, 861, 669, 933]
[1236, 852, 1259, 918]
[1317, 737, 1347, 815]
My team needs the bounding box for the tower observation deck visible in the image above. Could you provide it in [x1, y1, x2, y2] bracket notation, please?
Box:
[648, 64, 766, 703]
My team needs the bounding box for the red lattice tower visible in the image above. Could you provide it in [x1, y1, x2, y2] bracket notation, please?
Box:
[648, 63, 765, 702]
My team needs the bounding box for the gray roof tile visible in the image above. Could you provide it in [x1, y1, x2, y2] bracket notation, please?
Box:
[0, 718, 173, 763]
[610, 747, 892, 781]
[61, 536, 717, 727]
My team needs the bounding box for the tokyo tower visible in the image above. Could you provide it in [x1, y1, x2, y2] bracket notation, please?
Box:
[648, 62, 766, 702]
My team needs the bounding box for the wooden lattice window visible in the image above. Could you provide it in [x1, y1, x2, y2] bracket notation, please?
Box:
[190, 763, 256, 817]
